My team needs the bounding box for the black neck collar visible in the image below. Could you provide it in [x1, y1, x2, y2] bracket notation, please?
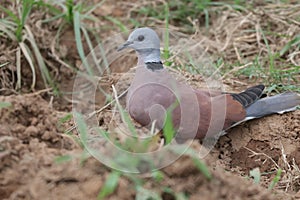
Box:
[145, 61, 164, 71]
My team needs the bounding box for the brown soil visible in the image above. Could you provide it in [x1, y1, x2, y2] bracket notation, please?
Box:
[1, 91, 299, 199]
[1, 1, 300, 200]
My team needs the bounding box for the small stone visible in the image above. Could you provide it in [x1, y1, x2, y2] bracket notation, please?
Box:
[24, 126, 39, 136]
[41, 131, 52, 140]
[31, 117, 38, 126]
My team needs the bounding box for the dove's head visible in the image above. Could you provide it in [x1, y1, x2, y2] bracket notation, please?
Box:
[117, 27, 161, 63]
[118, 27, 160, 52]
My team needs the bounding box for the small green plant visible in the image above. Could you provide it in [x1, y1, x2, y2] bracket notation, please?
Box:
[230, 29, 299, 93]
[135, 186, 162, 200]
[268, 168, 282, 190]
[136, 0, 212, 32]
[58, 113, 73, 129]
[163, 101, 179, 145]
[249, 167, 261, 184]
[135, 1, 247, 32]
[0, 0, 56, 90]
[98, 170, 121, 200]
[42, 0, 106, 75]
[248, 167, 283, 190]
[54, 154, 73, 164]
[280, 34, 300, 56]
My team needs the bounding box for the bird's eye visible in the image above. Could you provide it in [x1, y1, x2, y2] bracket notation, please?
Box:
[137, 35, 144, 41]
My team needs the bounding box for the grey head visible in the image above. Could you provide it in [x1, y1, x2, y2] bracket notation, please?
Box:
[117, 27, 161, 63]
[117, 27, 160, 51]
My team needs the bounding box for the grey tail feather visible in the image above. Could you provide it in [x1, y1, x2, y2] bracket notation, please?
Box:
[245, 92, 300, 118]
[223, 92, 300, 132]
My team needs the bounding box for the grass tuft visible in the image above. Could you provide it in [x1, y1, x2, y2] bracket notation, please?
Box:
[0, 0, 57, 91]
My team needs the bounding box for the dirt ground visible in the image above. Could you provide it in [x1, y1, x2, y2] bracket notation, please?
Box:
[1, 1, 300, 199]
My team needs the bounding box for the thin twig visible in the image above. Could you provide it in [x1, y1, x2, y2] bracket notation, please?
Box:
[244, 146, 280, 169]
[65, 88, 128, 134]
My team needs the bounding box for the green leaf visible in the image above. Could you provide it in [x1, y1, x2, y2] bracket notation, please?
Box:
[55, 155, 73, 163]
[66, 0, 74, 23]
[151, 171, 164, 182]
[73, 11, 93, 75]
[280, 35, 300, 56]
[163, 4, 170, 61]
[170, 146, 212, 180]
[25, 25, 56, 89]
[0, 102, 12, 110]
[191, 157, 212, 180]
[98, 171, 121, 199]
[104, 16, 128, 33]
[0, 4, 22, 41]
[0, 5, 19, 23]
[136, 186, 162, 200]
[59, 113, 73, 124]
[21, 0, 34, 26]
[19, 41, 36, 89]
[0, 21, 18, 41]
[74, 112, 88, 144]
[249, 167, 261, 184]
[163, 101, 179, 145]
[268, 168, 282, 190]
[112, 86, 138, 137]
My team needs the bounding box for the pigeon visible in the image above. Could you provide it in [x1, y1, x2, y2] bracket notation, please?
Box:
[117, 27, 300, 142]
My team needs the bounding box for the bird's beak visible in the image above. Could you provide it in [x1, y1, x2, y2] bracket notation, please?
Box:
[117, 40, 133, 51]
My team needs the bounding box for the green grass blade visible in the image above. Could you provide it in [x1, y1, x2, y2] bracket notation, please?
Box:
[94, 33, 110, 73]
[162, 3, 171, 65]
[191, 157, 212, 180]
[58, 113, 73, 124]
[268, 168, 282, 190]
[0, 21, 18, 41]
[66, 0, 75, 24]
[84, 0, 106, 17]
[25, 25, 55, 90]
[104, 16, 128, 33]
[171, 146, 212, 180]
[81, 26, 103, 74]
[0, 4, 22, 41]
[163, 110, 175, 145]
[0, 62, 9, 68]
[204, 8, 209, 29]
[280, 34, 300, 56]
[74, 112, 88, 144]
[21, 0, 34, 26]
[260, 28, 275, 72]
[112, 85, 138, 137]
[41, 12, 65, 23]
[163, 100, 179, 144]
[73, 11, 93, 75]
[16, 47, 21, 90]
[55, 155, 73, 163]
[98, 171, 121, 200]
[19, 41, 36, 89]
[0, 5, 20, 25]
[249, 168, 261, 184]
[35, 1, 63, 18]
